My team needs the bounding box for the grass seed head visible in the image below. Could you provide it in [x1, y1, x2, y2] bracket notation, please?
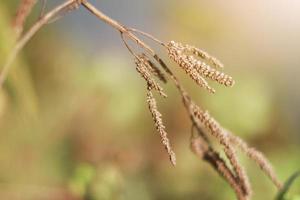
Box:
[147, 91, 176, 165]
[167, 41, 235, 92]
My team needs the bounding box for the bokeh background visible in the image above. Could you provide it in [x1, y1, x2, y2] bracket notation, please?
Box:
[0, 0, 300, 199]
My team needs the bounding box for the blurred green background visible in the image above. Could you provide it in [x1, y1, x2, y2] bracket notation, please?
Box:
[0, 0, 299, 199]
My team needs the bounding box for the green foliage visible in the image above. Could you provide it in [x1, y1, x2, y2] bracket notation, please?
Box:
[69, 163, 96, 197]
[276, 171, 300, 200]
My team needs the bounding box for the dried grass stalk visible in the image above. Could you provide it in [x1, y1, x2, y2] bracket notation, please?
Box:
[228, 133, 283, 189]
[147, 91, 176, 165]
[4, 1, 282, 198]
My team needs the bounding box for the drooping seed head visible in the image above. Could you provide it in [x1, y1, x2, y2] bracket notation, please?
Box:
[184, 44, 224, 69]
[190, 135, 248, 200]
[167, 42, 215, 93]
[167, 41, 235, 92]
[147, 91, 176, 165]
[190, 102, 251, 197]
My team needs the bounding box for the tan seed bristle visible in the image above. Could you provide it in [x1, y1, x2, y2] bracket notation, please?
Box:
[135, 55, 167, 97]
[147, 91, 176, 165]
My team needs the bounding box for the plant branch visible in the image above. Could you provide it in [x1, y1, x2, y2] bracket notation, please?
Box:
[82, 1, 181, 89]
[127, 28, 166, 47]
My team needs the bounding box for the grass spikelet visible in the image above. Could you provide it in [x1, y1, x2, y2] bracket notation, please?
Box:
[184, 44, 224, 69]
[228, 133, 283, 189]
[190, 102, 252, 197]
[192, 60, 235, 87]
[135, 55, 167, 97]
[147, 91, 176, 165]
[191, 135, 248, 200]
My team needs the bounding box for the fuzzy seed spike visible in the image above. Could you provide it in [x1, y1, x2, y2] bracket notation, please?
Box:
[167, 42, 215, 93]
[184, 44, 224, 69]
[190, 102, 252, 197]
[147, 91, 176, 165]
[167, 41, 235, 89]
[191, 135, 248, 200]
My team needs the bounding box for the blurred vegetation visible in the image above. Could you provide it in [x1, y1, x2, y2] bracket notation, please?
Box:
[277, 171, 300, 200]
[0, 1, 299, 200]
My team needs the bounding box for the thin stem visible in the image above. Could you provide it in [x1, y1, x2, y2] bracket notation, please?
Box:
[82, 1, 156, 56]
[0, 0, 78, 88]
[128, 28, 166, 47]
[39, 0, 47, 19]
[120, 32, 137, 57]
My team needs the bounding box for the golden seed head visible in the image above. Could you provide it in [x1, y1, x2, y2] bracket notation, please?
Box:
[167, 42, 215, 93]
[190, 102, 251, 197]
[185, 44, 224, 69]
[147, 91, 176, 165]
[167, 41, 235, 92]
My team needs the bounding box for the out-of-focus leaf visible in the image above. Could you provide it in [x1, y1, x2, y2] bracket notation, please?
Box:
[90, 165, 124, 200]
[69, 163, 96, 197]
[276, 171, 300, 200]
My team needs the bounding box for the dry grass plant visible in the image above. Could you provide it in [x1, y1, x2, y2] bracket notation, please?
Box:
[0, 1, 282, 199]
